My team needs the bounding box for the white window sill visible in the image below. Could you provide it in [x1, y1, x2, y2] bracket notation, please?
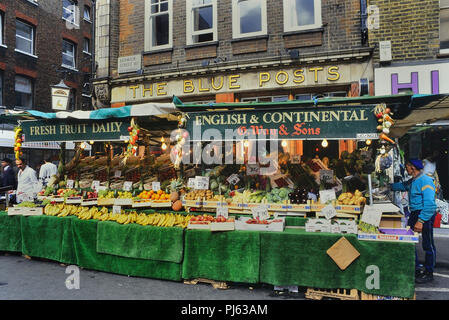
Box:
[15, 49, 38, 59]
[83, 51, 91, 55]
[283, 24, 324, 34]
[83, 18, 92, 24]
[82, 94, 92, 98]
[62, 18, 80, 29]
[26, 0, 39, 6]
[0, 44, 7, 49]
[61, 64, 79, 72]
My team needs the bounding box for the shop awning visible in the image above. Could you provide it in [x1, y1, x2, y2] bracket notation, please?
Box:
[2, 102, 178, 120]
[389, 94, 449, 138]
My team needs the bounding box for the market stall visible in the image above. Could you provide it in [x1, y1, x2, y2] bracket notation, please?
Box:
[2, 94, 442, 299]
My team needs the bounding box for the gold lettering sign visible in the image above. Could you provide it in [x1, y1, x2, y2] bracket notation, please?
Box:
[126, 66, 344, 98]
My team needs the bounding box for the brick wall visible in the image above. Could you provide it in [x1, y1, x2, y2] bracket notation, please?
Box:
[116, 0, 367, 75]
[0, 0, 94, 111]
[368, 0, 440, 64]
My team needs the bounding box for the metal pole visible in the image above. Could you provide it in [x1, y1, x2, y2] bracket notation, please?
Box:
[368, 173, 373, 205]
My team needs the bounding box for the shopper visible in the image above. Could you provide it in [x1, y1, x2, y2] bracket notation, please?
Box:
[15, 157, 39, 203]
[1, 158, 17, 190]
[423, 150, 442, 199]
[391, 159, 437, 283]
[39, 157, 58, 187]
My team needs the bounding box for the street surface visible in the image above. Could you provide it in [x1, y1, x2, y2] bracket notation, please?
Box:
[1, 241, 449, 301]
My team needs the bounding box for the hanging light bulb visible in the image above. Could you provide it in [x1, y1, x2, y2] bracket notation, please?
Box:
[89, 140, 94, 145]
[366, 139, 372, 146]
[243, 140, 249, 148]
[281, 140, 288, 148]
[321, 139, 328, 148]
[80, 142, 86, 149]
[161, 143, 167, 150]
[161, 136, 165, 143]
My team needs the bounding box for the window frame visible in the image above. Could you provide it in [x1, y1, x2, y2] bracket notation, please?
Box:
[0, 72, 3, 106]
[15, 19, 36, 56]
[62, 0, 79, 27]
[83, 37, 91, 54]
[15, 75, 34, 109]
[283, 0, 322, 33]
[232, 0, 267, 39]
[83, 5, 91, 22]
[0, 12, 4, 46]
[62, 39, 77, 69]
[186, 0, 218, 46]
[440, 1, 449, 54]
[145, 0, 173, 51]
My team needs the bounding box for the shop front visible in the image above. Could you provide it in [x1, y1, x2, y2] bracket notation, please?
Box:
[3, 94, 443, 300]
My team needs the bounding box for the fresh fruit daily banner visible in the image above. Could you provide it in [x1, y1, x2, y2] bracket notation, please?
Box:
[186, 106, 379, 141]
[20, 118, 131, 142]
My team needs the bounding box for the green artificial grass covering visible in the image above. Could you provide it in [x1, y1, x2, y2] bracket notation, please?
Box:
[71, 218, 182, 281]
[97, 221, 184, 263]
[259, 228, 415, 299]
[20, 215, 77, 264]
[182, 229, 260, 284]
[0, 211, 22, 252]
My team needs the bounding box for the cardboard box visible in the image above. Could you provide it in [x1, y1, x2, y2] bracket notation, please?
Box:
[210, 222, 235, 232]
[151, 200, 172, 208]
[132, 201, 153, 208]
[97, 198, 115, 206]
[66, 197, 82, 204]
[305, 219, 331, 233]
[187, 222, 211, 230]
[81, 199, 98, 206]
[8, 206, 43, 216]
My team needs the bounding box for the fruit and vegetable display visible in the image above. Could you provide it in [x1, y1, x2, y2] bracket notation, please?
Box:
[288, 187, 315, 204]
[358, 221, 380, 234]
[337, 190, 367, 206]
[184, 190, 216, 201]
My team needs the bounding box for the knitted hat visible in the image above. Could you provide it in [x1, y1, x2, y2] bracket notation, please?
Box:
[408, 159, 424, 170]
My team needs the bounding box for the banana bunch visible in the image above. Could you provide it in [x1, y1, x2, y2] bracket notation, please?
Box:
[115, 211, 138, 225]
[135, 212, 192, 228]
[78, 207, 100, 220]
[44, 204, 65, 216]
[92, 207, 110, 221]
[57, 205, 78, 217]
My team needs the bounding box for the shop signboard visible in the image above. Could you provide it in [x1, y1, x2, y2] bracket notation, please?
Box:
[21, 118, 131, 142]
[186, 106, 378, 141]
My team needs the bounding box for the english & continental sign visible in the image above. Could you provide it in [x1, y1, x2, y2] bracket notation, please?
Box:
[21, 119, 131, 142]
[186, 106, 378, 141]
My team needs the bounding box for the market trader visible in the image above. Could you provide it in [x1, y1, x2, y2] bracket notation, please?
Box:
[39, 157, 58, 187]
[391, 159, 437, 284]
[16, 157, 39, 204]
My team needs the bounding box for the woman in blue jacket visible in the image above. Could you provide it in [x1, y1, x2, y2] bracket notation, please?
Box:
[391, 159, 437, 283]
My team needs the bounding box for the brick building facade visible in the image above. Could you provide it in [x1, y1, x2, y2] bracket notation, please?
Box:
[93, 0, 376, 109]
[0, 0, 95, 112]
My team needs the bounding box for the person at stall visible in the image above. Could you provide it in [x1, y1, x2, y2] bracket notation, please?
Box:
[15, 157, 39, 204]
[422, 150, 442, 199]
[1, 158, 17, 190]
[391, 159, 437, 283]
[39, 157, 58, 187]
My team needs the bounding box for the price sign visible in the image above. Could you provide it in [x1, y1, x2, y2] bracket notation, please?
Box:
[252, 204, 269, 220]
[226, 173, 240, 185]
[361, 205, 382, 227]
[246, 164, 260, 176]
[97, 186, 107, 191]
[216, 205, 229, 219]
[194, 176, 209, 190]
[319, 189, 336, 204]
[114, 170, 122, 178]
[91, 180, 100, 191]
[123, 181, 133, 191]
[66, 180, 74, 189]
[152, 182, 161, 192]
[112, 206, 121, 214]
[319, 170, 334, 183]
[187, 178, 196, 188]
[321, 204, 337, 220]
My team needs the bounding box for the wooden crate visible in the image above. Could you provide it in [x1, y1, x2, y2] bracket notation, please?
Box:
[184, 278, 228, 289]
[305, 288, 359, 300]
[97, 198, 115, 206]
[360, 291, 416, 300]
[8, 207, 44, 216]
